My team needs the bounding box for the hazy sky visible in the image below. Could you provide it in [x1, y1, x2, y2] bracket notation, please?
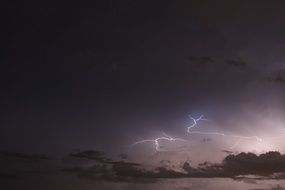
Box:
[3, 0, 285, 164]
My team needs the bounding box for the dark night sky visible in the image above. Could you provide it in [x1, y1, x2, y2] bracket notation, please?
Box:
[2, 0, 285, 160]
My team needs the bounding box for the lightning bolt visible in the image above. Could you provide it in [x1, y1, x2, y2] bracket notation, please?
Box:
[187, 115, 225, 136]
[133, 132, 188, 151]
[187, 115, 263, 144]
[132, 114, 264, 152]
[187, 115, 209, 133]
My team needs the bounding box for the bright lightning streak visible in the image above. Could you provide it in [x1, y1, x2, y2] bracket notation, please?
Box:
[187, 115, 263, 144]
[187, 115, 209, 133]
[132, 114, 264, 153]
[133, 132, 188, 151]
[229, 135, 262, 142]
[187, 115, 225, 136]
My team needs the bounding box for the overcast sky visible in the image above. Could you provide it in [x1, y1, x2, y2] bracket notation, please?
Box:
[3, 1, 285, 164]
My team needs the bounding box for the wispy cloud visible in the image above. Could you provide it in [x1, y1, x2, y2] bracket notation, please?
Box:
[187, 56, 248, 69]
[267, 70, 285, 83]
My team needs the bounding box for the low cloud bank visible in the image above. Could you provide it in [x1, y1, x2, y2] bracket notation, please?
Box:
[62, 150, 285, 182]
[3, 149, 285, 182]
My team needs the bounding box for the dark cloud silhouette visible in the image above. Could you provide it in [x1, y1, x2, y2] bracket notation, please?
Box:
[4, 149, 285, 184]
[182, 162, 193, 173]
[187, 56, 214, 65]
[118, 153, 128, 160]
[0, 151, 48, 161]
[222, 151, 285, 176]
[69, 150, 111, 163]
[222, 150, 234, 155]
[62, 150, 188, 182]
[267, 70, 285, 83]
[64, 150, 285, 181]
[182, 151, 285, 178]
[77, 164, 115, 181]
[250, 185, 285, 190]
[63, 150, 152, 182]
[226, 60, 247, 68]
[272, 76, 285, 83]
[187, 56, 248, 71]
[73, 161, 159, 183]
[159, 159, 171, 166]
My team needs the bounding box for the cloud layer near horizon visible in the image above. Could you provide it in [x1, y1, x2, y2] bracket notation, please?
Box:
[3, 150, 285, 189]
[3, 149, 285, 182]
